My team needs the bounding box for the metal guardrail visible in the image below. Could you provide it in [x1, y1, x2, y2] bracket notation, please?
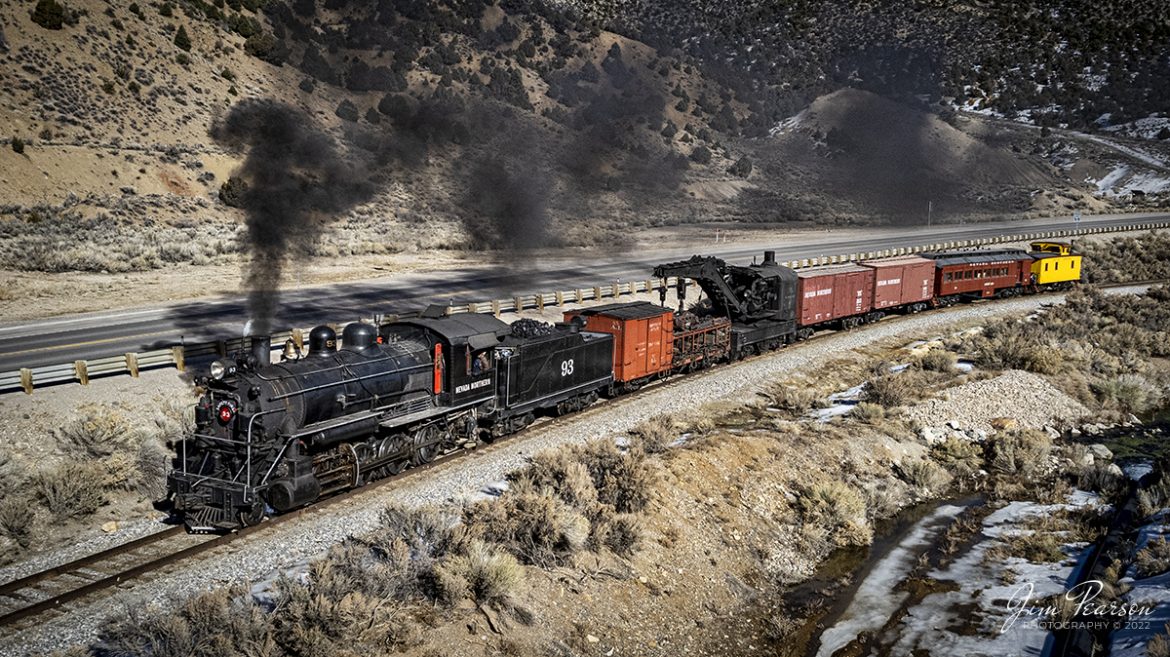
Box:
[2, 222, 1167, 394]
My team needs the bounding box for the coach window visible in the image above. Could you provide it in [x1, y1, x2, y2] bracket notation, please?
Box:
[1045, 263, 1050, 271]
[471, 350, 493, 375]
[944, 272, 953, 282]
[1055, 262, 1060, 270]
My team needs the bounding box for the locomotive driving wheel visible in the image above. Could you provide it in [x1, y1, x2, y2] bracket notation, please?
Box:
[411, 425, 439, 466]
[374, 434, 409, 477]
[238, 501, 266, 528]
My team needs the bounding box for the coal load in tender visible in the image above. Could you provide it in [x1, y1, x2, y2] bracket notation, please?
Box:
[510, 318, 555, 338]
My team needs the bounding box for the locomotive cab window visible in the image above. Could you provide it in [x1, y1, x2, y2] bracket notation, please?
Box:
[466, 346, 493, 375]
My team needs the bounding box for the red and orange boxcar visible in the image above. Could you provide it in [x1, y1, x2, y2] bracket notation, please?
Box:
[860, 255, 935, 312]
[795, 264, 875, 329]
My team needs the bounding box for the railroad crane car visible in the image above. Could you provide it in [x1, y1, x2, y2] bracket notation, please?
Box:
[653, 250, 798, 358]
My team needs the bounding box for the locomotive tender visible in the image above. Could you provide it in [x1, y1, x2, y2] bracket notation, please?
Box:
[167, 241, 1082, 530]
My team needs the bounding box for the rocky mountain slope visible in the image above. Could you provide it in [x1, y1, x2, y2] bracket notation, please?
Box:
[0, 0, 1166, 284]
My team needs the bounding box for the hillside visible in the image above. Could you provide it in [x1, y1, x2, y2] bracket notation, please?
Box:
[0, 0, 1168, 320]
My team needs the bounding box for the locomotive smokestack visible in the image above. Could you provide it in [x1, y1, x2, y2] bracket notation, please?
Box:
[763, 250, 776, 265]
[251, 335, 271, 367]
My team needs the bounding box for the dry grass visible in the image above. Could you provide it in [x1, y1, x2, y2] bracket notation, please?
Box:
[864, 372, 919, 408]
[1147, 624, 1170, 657]
[932, 436, 985, 478]
[986, 531, 1067, 564]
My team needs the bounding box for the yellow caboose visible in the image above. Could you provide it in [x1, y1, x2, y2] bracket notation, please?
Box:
[1028, 241, 1082, 286]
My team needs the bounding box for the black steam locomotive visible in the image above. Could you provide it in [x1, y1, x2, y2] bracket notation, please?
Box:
[167, 308, 612, 531]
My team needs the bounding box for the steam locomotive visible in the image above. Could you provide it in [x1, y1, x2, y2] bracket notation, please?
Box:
[168, 309, 612, 531]
[167, 241, 1082, 531]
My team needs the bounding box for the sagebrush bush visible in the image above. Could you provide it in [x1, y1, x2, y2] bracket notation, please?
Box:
[865, 372, 918, 408]
[629, 414, 677, 454]
[577, 439, 654, 513]
[465, 480, 590, 566]
[989, 429, 1051, 478]
[1091, 374, 1162, 414]
[919, 349, 958, 373]
[766, 384, 822, 413]
[851, 402, 885, 424]
[796, 480, 870, 547]
[32, 463, 105, 520]
[97, 587, 276, 657]
[1135, 537, 1170, 578]
[901, 458, 951, 492]
[0, 496, 38, 549]
[932, 436, 985, 477]
[441, 539, 523, 605]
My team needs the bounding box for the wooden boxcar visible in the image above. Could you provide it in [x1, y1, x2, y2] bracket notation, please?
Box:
[925, 250, 1034, 300]
[564, 302, 674, 389]
[859, 255, 935, 312]
[796, 264, 875, 329]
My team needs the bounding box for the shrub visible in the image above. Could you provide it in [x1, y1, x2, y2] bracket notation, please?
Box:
[175, 53, 190, 66]
[512, 449, 598, 512]
[851, 402, 885, 424]
[577, 439, 653, 513]
[901, 458, 950, 492]
[465, 480, 589, 566]
[629, 415, 677, 454]
[690, 145, 712, 164]
[441, 540, 522, 605]
[32, 0, 66, 30]
[32, 463, 106, 520]
[592, 512, 641, 557]
[219, 175, 248, 207]
[11, 136, 25, 154]
[919, 349, 958, 373]
[1079, 462, 1128, 503]
[865, 372, 917, 408]
[796, 481, 870, 546]
[1092, 374, 1161, 414]
[173, 25, 191, 51]
[56, 406, 135, 458]
[1149, 625, 1170, 657]
[1135, 537, 1170, 578]
[989, 429, 1051, 478]
[728, 156, 752, 177]
[0, 496, 37, 549]
[244, 32, 284, 64]
[97, 587, 275, 657]
[334, 99, 359, 122]
[766, 384, 822, 413]
[932, 436, 985, 476]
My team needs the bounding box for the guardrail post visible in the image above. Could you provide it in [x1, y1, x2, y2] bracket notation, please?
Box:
[612, 282, 620, 298]
[492, 300, 501, 318]
[593, 286, 603, 300]
[556, 291, 565, 306]
[645, 280, 655, 295]
[125, 353, 139, 377]
[466, 302, 477, 314]
[215, 340, 227, 357]
[512, 296, 523, 312]
[20, 368, 33, 394]
[291, 329, 303, 351]
[74, 360, 89, 385]
[171, 347, 185, 372]
[536, 294, 544, 311]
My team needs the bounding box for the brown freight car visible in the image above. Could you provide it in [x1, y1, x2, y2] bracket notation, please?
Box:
[795, 264, 875, 335]
[860, 255, 935, 312]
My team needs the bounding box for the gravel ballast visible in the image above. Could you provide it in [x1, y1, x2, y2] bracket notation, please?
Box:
[0, 285, 1152, 656]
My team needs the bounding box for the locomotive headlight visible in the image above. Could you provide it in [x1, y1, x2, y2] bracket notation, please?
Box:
[209, 360, 227, 380]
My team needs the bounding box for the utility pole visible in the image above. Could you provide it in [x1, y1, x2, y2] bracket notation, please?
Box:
[927, 200, 933, 227]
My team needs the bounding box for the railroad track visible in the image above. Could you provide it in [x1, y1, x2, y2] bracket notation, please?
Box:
[1, 278, 1162, 638]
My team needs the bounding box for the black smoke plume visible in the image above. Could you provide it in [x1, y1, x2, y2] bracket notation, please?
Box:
[211, 100, 374, 334]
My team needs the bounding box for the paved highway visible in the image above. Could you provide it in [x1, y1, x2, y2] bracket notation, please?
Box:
[1, 212, 1166, 371]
